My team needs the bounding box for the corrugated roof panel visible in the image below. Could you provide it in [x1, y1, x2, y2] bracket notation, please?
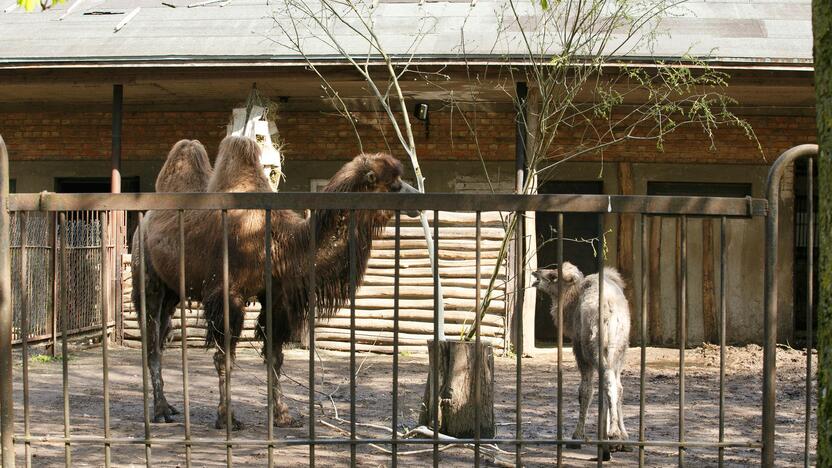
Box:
[0, 0, 813, 65]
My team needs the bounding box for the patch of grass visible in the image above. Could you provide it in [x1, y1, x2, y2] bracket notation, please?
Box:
[30, 354, 68, 364]
[399, 351, 413, 357]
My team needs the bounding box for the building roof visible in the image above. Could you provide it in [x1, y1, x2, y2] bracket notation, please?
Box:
[0, 0, 813, 68]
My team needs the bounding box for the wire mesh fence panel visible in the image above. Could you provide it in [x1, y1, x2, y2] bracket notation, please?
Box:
[10, 212, 52, 342]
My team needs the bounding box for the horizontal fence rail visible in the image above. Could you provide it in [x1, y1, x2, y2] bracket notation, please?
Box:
[0, 170, 817, 468]
[8, 192, 767, 217]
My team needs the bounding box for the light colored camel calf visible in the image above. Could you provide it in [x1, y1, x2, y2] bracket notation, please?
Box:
[532, 262, 631, 456]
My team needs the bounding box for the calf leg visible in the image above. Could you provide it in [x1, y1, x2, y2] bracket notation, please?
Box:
[569, 371, 593, 449]
[615, 370, 631, 451]
[604, 368, 629, 453]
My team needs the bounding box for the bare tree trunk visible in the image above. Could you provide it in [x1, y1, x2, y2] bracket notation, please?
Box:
[813, 0, 831, 462]
[419, 340, 495, 438]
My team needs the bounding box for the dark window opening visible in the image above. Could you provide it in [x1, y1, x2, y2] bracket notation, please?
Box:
[793, 159, 818, 345]
[534, 180, 604, 345]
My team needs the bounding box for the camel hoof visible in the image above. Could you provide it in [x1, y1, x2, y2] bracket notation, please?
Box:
[565, 442, 582, 449]
[153, 403, 179, 423]
[601, 449, 611, 462]
[275, 415, 304, 428]
[215, 414, 244, 431]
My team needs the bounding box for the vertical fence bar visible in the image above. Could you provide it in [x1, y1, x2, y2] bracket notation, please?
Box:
[100, 211, 111, 467]
[474, 211, 482, 468]
[136, 212, 152, 468]
[59, 212, 73, 467]
[639, 215, 648, 467]
[50, 212, 58, 357]
[805, 157, 814, 468]
[596, 213, 606, 466]
[556, 213, 564, 468]
[349, 212, 357, 467]
[432, 210, 440, 468]
[515, 210, 524, 468]
[20, 213, 31, 468]
[179, 211, 192, 468]
[0, 135, 13, 468]
[221, 210, 232, 467]
[718, 216, 727, 467]
[264, 209, 274, 467]
[392, 211, 400, 468]
[679, 216, 687, 466]
[760, 146, 819, 466]
[308, 212, 316, 467]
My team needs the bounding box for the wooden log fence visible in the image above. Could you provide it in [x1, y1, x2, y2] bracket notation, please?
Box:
[121, 212, 508, 353]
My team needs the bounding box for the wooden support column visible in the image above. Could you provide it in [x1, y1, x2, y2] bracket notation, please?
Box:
[616, 162, 637, 343]
[702, 219, 717, 343]
[111, 84, 124, 344]
[520, 86, 539, 357]
[648, 217, 663, 344]
[507, 81, 531, 355]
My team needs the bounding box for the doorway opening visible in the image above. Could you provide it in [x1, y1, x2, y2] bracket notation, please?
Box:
[534, 180, 604, 344]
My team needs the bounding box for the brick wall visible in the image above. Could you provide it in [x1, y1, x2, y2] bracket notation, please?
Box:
[0, 109, 816, 165]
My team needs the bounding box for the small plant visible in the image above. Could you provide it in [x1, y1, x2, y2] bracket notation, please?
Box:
[30, 354, 66, 364]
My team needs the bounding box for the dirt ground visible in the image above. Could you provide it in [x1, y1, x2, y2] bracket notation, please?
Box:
[9, 342, 816, 467]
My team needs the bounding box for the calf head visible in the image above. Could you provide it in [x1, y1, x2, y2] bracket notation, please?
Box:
[531, 261, 584, 297]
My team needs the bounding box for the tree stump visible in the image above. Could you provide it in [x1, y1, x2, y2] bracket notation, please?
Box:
[418, 340, 495, 438]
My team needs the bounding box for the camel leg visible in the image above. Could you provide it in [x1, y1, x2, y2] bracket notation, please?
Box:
[205, 292, 246, 431]
[148, 286, 180, 423]
[604, 368, 627, 453]
[615, 369, 631, 451]
[133, 238, 180, 424]
[269, 338, 303, 427]
[569, 370, 593, 449]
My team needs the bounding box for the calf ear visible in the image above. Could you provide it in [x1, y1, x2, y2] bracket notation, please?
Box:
[544, 270, 558, 282]
[560, 268, 578, 283]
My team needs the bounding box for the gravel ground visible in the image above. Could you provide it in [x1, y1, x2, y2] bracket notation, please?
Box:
[9, 342, 816, 467]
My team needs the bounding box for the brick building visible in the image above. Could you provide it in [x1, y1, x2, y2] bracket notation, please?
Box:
[0, 0, 817, 349]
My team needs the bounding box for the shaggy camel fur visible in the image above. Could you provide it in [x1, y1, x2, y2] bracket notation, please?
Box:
[137, 135, 416, 429]
[532, 262, 631, 457]
[131, 139, 213, 423]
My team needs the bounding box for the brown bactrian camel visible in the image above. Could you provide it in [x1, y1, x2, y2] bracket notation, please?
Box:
[137, 135, 417, 429]
[131, 139, 213, 423]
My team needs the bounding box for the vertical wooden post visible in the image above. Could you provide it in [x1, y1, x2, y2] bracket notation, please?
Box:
[617, 162, 636, 342]
[648, 217, 663, 344]
[702, 219, 717, 343]
[111, 84, 124, 344]
[520, 86, 539, 357]
[0, 134, 15, 468]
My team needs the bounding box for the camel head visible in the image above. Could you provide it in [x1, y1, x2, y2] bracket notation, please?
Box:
[531, 262, 585, 296]
[324, 152, 415, 193]
[323, 152, 419, 216]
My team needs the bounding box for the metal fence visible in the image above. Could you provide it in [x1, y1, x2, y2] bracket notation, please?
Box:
[0, 144, 819, 467]
[9, 211, 115, 348]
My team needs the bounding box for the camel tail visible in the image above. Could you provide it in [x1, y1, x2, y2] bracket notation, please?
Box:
[603, 267, 626, 291]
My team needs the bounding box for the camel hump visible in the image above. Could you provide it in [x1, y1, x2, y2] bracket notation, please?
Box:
[208, 135, 272, 193]
[156, 139, 213, 193]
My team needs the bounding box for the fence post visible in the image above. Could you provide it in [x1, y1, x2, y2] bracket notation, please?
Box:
[764, 144, 818, 466]
[0, 134, 15, 467]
